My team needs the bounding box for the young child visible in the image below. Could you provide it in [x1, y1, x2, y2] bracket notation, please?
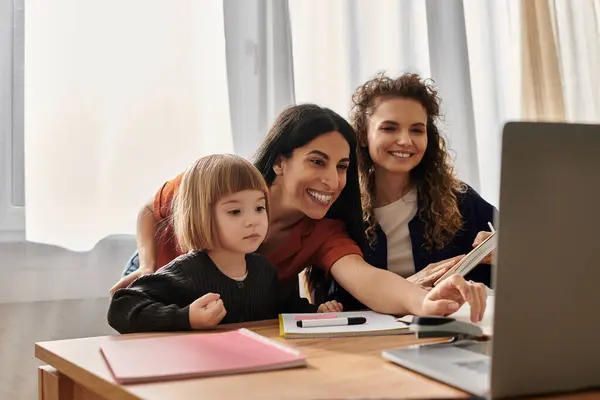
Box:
[108, 154, 341, 334]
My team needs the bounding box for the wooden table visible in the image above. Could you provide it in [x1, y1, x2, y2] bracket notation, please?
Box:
[35, 320, 600, 400]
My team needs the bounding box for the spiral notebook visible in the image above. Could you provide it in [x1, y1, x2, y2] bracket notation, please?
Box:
[100, 328, 306, 384]
[434, 230, 498, 286]
[279, 311, 411, 339]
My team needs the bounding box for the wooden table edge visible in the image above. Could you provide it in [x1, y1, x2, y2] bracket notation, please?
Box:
[36, 342, 141, 400]
[34, 320, 283, 400]
[33, 319, 456, 400]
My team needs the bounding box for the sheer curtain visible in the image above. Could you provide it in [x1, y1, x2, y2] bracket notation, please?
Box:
[223, 0, 295, 159]
[521, 0, 566, 121]
[25, 0, 233, 251]
[520, 0, 600, 124]
[289, 0, 521, 206]
[552, 0, 600, 123]
[463, 0, 522, 204]
[24, 0, 542, 251]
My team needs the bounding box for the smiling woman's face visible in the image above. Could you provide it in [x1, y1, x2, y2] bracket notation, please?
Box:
[366, 97, 428, 175]
[274, 130, 351, 220]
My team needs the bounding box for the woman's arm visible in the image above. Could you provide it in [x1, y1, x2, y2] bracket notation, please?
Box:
[137, 198, 159, 273]
[330, 255, 426, 315]
[330, 254, 486, 321]
[109, 198, 160, 295]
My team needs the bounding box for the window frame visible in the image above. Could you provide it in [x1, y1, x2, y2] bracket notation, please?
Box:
[0, 0, 25, 240]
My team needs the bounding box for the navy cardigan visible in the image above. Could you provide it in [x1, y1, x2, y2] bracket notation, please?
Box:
[329, 185, 497, 309]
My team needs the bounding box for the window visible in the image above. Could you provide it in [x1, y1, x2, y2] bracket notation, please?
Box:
[0, 0, 25, 238]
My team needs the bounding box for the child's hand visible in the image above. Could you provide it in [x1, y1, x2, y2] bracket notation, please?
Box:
[189, 293, 227, 329]
[317, 300, 343, 313]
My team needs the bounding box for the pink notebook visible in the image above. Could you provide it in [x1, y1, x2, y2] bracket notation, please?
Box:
[100, 328, 306, 384]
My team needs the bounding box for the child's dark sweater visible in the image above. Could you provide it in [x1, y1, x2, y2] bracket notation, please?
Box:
[108, 251, 316, 333]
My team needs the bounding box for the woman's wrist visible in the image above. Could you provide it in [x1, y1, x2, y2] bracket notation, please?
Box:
[407, 287, 427, 316]
[138, 260, 156, 274]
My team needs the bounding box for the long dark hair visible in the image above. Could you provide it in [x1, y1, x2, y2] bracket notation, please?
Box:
[253, 104, 368, 300]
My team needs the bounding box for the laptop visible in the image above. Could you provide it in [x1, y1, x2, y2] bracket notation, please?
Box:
[382, 122, 600, 398]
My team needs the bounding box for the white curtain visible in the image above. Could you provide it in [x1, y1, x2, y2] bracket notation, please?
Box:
[289, 0, 521, 207]
[25, 0, 233, 251]
[223, 0, 295, 159]
[25, 0, 561, 251]
[463, 0, 522, 206]
[552, 0, 600, 124]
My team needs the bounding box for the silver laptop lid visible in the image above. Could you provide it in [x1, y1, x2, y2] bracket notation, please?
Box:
[491, 122, 600, 398]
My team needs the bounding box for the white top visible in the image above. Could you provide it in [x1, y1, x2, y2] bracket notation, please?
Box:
[374, 189, 418, 277]
[231, 271, 248, 281]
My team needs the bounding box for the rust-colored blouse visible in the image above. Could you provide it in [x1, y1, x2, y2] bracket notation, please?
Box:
[152, 174, 362, 281]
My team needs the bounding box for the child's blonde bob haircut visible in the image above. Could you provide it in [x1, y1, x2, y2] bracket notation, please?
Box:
[172, 154, 269, 252]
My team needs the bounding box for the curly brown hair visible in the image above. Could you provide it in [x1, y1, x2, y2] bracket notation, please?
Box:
[350, 72, 466, 251]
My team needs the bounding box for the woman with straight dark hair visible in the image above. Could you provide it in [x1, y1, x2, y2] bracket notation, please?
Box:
[111, 104, 487, 322]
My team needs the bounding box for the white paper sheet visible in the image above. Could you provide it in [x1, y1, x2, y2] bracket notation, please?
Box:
[279, 311, 410, 338]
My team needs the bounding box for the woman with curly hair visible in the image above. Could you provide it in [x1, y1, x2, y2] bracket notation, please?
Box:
[348, 72, 497, 293]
